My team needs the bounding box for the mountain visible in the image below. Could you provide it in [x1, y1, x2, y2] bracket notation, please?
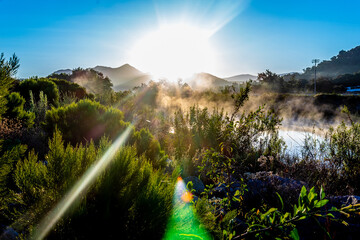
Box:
[300, 45, 360, 79]
[187, 72, 232, 89]
[53, 69, 72, 75]
[225, 74, 257, 83]
[93, 64, 152, 91]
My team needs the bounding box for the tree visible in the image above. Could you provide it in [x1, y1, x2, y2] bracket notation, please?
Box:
[0, 53, 20, 117]
[258, 70, 285, 92]
[71, 68, 113, 95]
[49, 78, 88, 99]
[4, 92, 35, 127]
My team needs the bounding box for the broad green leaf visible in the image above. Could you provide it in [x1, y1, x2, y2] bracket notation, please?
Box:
[320, 186, 325, 200]
[315, 199, 329, 208]
[290, 228, 300, 240]
[300, 186, 307, 200]
[276, 192, 284, 211]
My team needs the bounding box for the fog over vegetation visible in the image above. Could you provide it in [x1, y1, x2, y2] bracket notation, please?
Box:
[1, 44, 360, 240]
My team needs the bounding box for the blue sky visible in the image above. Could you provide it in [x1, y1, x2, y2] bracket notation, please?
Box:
[1, 0, 360, 78]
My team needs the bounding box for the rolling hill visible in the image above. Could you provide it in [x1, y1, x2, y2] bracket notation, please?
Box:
[93, 64, 152, 91]
[224, 74, 257, 83]
[187, 72, 233, 89]
[300, 45, 360, 79]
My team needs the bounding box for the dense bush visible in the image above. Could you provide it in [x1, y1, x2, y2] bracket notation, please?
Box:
[16, 78, 59, 106]
[133, 128, 167, 168]
[4, 92, 35, 127]
[0, 143, 27, 225]
[0, 53, 19, 118]
[3, 129, 174, 239]
[48, 146, 174, 239]
[50, 78, 88, 99]
[44, 99, 127, 145]
[327, 121, 360, 193]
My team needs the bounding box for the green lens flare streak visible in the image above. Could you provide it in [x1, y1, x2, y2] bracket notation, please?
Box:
[32, 126, 133, 240]
[163, 179, 211, 240]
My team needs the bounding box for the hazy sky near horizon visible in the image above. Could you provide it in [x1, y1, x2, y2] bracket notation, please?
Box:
[1, 0, 360, 78]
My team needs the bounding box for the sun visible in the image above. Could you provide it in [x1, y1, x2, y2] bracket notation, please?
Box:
[129, 23, 217, 81]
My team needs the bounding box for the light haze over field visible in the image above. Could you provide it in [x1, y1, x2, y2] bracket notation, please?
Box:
[1, 0, 360, 79]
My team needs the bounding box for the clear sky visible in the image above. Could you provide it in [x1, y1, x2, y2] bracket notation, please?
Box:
[1, 0, 360, 78]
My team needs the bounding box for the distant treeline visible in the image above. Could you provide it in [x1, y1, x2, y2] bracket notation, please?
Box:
[254, 69, 360, 93]
[287, 45, 360, 80]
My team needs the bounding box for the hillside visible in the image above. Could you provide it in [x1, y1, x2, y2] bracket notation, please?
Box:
[187, 72, 232, 89]
[300, 45, 360, 79]
[93, 64, 152, 91]
[53, 69, 72, 75]
[225, 74, 257, 83]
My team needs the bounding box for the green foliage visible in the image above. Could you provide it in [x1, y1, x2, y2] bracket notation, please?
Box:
[4, 92, 35, 127]
[199, 147, 247, 209]
[0, 143, 26, 223]
[71, 68, 113, 96]
[302, 46, 360, 79]
[50, 78, 88, 100]
[258, 70, 286, 93]
[173, 82, 283, 174]
[1, 129, 100, 226]
[44, 99, 127, 145]
[327, 121, 360, 192]
[29, 90, 48, 123]
[243, 186, 333, 239]
[0, 53, 19, 118]
[134, 128, 167, 168]
[17, 78, 59, 106]
[3, 67, 360, 240]
[0, 127, 174, 238]
[231, 81, 251, 120]
[48, 146, 174, 239]
[15, 150, 48, 205]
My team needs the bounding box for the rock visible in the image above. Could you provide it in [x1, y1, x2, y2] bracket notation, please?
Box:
[183, 176, 205, 194]
[328, 195, 360, 208]
[243, 171, 308, 209]
[212, 183, 227, 197]
[0, 227, 18, 240]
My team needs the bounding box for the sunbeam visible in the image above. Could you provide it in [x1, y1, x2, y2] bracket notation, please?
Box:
[32, 125, 133, 240]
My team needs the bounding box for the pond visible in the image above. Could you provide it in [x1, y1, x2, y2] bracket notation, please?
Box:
[278, 129, 325, 156]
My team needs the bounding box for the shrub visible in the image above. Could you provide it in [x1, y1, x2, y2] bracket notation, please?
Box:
[37, 144, 174, 239]
[0, 53, 19, 118]
[0, 143, 27, 224]
[44, 99, 127, 145]
[133, 128, 167, 168]
[5, 92, 35, 127]
[327, 121, 360, 193]
[14, 150, 48, 205]
[16, 78, 59, 106]
[50, 78, 87, 99]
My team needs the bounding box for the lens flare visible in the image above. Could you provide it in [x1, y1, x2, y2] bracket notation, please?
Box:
[181, 192, 193, 203]
[163, 177, 210, 240]
[32, 126, 133, 240]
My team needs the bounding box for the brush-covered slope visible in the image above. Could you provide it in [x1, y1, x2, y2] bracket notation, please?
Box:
[93, 64, 151, 91]
[187, 72, 232, 89]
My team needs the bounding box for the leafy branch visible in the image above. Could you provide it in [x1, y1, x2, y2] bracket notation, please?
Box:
[234, 186, 360, 239]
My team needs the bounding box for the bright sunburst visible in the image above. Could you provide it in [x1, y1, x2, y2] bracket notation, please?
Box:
[129, 23, 217, 81]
